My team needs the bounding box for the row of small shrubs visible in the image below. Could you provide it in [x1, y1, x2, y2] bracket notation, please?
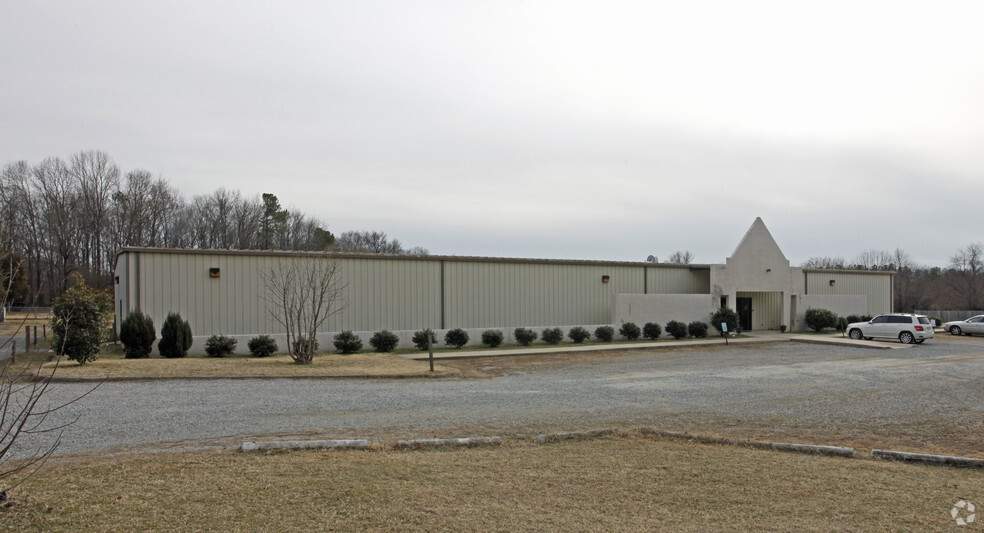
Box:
[805, 308, 878, 333]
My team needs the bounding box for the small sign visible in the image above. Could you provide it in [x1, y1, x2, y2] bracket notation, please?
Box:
[721, 323, 728, 332]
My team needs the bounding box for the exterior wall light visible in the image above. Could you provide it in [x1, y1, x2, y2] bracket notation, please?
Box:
[829, 279, 836, 286]
[601, 275, 611, 283]
[209, 267, 221, 278]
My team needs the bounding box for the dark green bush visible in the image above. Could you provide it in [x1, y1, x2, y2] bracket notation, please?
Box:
[50, 274, 113, 365]
[619, 322, 641, 340]
[332, 331, 360, 354]
[247, 335, 278, 357]
[205, 335, 237, 357]
[927, 315, 942, 328]
[805, 308, 839, 332]
[412, 329, 438, 350]
[369, 330, 400, 352]
[594, 326, 614, 342]
[642, 322, 662, 340]
[836, 317, 848, 332]
[845, 314, 872, 324]
[514, 327, 538, 346]
[709, 308, 739, 335]
[119, 310, 155, 359]
[665, 320, 688, 340]
[568, 326, 590, 344]
[444, 328, 469, 348]
[541, 327, 564, 345]
[159, 312, 193, 359]
[688, 321, 709, 338]
[481, 329, 504, 348]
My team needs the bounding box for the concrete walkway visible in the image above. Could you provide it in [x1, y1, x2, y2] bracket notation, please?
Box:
[400, 331, 905, 361]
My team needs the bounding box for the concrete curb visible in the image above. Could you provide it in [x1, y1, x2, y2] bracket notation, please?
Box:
[871, 449, 984, 468]
[636, 428, 855, 457]
[396, 437, 502, 449]
[240, 439, 369, 452]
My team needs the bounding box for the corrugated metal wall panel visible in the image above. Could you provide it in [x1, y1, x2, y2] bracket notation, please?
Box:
[646, 267, 709, 294]
[737, 291, 783, 330]
[805, 272, 892, 316]
[443, 262, 643, 328]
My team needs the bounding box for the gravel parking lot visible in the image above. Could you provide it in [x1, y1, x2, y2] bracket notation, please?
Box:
[18, 335, 984, 459]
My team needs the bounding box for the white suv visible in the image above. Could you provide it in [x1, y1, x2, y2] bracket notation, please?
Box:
[846, 313, 934, 344]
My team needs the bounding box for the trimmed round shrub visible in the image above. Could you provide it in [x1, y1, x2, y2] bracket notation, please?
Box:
[805, 308, 839, 332]
[709, 308, 739, 335]
[332, 331, 361, 354]
[665, 320, 688, 340]
[412, 328, 438, 351]
[642, 322, 662, 340]
[444, 328, 469, 348]
[568, 326, 590, 344]
[159, 312, 193, 358]
[594, 326, 614, 342]
[541, 327, 564, 345]
[119, 310, 155, 359]
[688, 321, 709, 338]
[205, 335, 237, 357]
[619, 322, 641, 340]
[845, 314, 872, 324]
[294, 336, 321, 357]
[247, 335, 278, 357]
[369, 330, 400, 352]
[514, 327, 538, 346]
[481, 329, 504, 348]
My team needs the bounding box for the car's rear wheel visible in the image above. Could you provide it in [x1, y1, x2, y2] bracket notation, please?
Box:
[950, 325, 963, 335]
[849, 329, 863, 340]
[899, 331, 915, 344]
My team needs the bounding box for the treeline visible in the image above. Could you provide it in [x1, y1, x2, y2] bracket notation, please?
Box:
[802, 245, 984, 312]
[0, 150, 425, 305]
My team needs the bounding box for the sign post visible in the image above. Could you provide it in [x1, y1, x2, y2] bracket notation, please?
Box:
[722, 322, 728, 345]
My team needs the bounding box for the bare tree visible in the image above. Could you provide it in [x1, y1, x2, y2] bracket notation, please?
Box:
[801, 256, 846, 269]
[336, 230, 404, 254]
[852, 249, 895, 270]
[261, 257, 346, 363]
[947, 242, 984, 310]
[0, 250, 96, 493]
[666, 250, 694, 264]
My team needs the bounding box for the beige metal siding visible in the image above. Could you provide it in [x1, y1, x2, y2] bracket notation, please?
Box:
[805, 272, 893, 316]
[646, 267, 709, 294]
[443, 262, 643, 328]
[737, 291, 783, 330]
[327, 258, 442, 332]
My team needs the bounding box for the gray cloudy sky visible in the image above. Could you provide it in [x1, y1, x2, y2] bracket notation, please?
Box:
[2, 1, 982, 267]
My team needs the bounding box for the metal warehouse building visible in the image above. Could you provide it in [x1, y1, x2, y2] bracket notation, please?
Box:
[114, 218, 893, 354]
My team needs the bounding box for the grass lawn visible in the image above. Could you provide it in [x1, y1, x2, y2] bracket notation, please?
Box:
[3, 434, 980, 531]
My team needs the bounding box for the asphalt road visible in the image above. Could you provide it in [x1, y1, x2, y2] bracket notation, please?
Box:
[14, 336, 984, 459]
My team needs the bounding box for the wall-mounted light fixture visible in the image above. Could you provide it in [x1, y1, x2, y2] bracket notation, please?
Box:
[765, 268, 772, 273]
[209, 267, 221, 278]
[601, 275, 611, 283]
[829, 279, 836, 286]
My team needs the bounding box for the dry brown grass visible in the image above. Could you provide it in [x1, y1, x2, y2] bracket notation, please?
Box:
[43, 349, 456, 380]
[3, 434, 981, 531]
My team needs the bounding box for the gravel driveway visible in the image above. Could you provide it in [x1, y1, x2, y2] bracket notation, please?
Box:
[16, 336, 984, 459]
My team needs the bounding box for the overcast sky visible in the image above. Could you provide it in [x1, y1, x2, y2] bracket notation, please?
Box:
[2, 1, 982, 267]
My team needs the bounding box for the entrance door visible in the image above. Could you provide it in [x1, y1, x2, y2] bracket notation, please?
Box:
[737, 297, 753, 331]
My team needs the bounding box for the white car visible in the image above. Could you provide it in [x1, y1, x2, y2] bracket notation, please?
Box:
[943, 315, 984, 336]
[846, 313, 934, 344]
